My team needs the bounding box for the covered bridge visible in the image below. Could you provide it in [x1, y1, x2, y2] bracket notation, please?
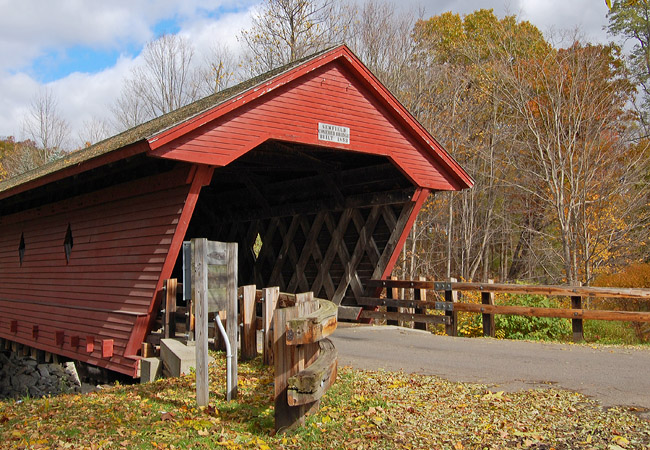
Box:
[0, 45, 472, 377]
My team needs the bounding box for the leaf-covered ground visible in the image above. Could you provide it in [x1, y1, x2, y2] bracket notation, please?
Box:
[0, 353, 648, 449]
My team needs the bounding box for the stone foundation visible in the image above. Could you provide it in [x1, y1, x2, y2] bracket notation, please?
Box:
[0, 351, 81, 399]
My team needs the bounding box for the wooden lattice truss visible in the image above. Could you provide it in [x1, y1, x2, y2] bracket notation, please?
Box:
[185, 141, 428, 312]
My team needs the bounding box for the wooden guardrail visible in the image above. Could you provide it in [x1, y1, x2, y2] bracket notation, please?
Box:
[364, 279, 650, 342]
[273, 291, 338, 432]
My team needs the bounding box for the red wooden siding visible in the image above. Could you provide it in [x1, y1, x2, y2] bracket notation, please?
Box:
[0, 165, 195, 376]
[150, 60, 462, 191]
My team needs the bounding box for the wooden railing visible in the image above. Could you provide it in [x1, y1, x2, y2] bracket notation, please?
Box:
[364, 279, 650, 342]
[237, 286, 338, 432]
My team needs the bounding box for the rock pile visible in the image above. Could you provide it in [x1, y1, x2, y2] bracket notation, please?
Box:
[0, 351, 81, 399]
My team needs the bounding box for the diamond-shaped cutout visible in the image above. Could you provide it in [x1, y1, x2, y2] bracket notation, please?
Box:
[64, 224, 73, 263]
[252, 233, 262, 260]
[18, 233, 25, 266]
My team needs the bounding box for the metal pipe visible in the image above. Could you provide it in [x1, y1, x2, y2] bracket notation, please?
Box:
[214, 314, 233, 401]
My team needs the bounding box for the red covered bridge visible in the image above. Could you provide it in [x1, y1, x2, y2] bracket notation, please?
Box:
[0, 45, 472, 377]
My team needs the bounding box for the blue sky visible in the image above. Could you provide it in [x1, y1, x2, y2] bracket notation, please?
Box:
[0, 0, 611, 145]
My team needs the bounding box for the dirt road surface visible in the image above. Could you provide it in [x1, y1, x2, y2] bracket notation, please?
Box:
[331, 324, 650, 419]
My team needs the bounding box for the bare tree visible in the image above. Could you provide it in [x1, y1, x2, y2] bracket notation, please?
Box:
[77, 116, 113, 149]
[22, 87, 70, 164]
[239, 0, 354, 75]
[112, 34, 200, 129]
[195, 43, 238, 97]
[347, 1, 417, 94]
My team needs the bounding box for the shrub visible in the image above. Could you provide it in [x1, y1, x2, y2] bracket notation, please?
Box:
[495, 294, 571, 341]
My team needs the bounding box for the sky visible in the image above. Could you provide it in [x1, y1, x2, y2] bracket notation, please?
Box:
[0, 0, 612, 145]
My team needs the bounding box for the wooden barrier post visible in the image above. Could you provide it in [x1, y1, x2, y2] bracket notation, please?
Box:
[387, 275, 399, 326]
[193, 238, 210, 408]
[241, 285, 257, 360]
[482, 279, 495, 337]
[414, 276, 427, 330]
[224, 243, 238, 400]
[274, 295, 310, 431]
[163, 279, 177, 339]
[571, 295, 584, 342]
[445, 277, 458, 336]
[274, 292, 338, 432]
[263, 286, 279, 365]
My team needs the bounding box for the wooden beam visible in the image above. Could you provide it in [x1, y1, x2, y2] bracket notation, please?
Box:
[454, 303, 650, 322]
[366, 280, 650, 300]
[287, 339, 338, 406]
[241, 285, 257, 360]
[359, 310, 450, 325]
[224, 188, 415, 222]
[263, 286, 279, 365]
[482, 280, 495, 338]
[286, 299, 338, 346]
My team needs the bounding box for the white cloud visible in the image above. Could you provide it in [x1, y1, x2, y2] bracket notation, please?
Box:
[0, 0, 614, 141]
[518, 0, 610, 44]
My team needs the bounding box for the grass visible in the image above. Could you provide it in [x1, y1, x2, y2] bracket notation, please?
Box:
[1, 352, 649, 449]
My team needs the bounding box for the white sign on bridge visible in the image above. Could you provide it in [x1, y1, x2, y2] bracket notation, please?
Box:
[318, 122, 350, 144]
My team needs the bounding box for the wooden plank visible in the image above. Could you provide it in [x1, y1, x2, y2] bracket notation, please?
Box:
[367, 280, 650, 300]
[482, 280, 495, 338]
[241, 285, 257, 360]
[359, 310, 450, 325]
[225, 242, 238, 400]
[571, 295, 583, 342]
[164, 279, 177, 339]
[387, 275, 399, 326]
[263, 286, 279, 365]
[356, 296, 443, 309]
[102, 339, 114, 358]
[337, 305, 361, 321]
[414, 276, 427, 331]
[274, 304, 302, 432]
[287, 338, 338, 406]
[193, 237, 209, 407]
[286, 299, 338, 346]
[445, 278, 458, 337]
[453, 303, 650, 322]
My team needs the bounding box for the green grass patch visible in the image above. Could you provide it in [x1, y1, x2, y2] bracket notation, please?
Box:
[1, 352, 649, 449]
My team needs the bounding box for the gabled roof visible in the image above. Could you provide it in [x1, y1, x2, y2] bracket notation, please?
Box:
[0, 45, 472, 200]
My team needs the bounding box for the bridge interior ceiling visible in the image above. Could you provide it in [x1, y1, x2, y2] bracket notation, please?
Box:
[183, 140, 419, 306]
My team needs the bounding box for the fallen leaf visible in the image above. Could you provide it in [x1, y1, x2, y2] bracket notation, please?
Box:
[161, 411, 176, 422]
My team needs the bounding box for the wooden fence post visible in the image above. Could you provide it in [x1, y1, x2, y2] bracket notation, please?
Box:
[571, 295, 584, 342]
[241, 285, 257, 360]
[193, 238, 209, 408]
[482, 279, 495, 337]
[387, 275, 399, 326]
[263, 286, 279, 365]
[164, 279, 177, 339]
[445, 277, 458, 336]
[225, 243, 238, 400]
[414, 276, 427, 330]
[274, 293, 318, 432]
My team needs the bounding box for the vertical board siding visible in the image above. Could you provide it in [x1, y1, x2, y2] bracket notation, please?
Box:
[152, 62, 456, 191]
[0, 168, 193, 376]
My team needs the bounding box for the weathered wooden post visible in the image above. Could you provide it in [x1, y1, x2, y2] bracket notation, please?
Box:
[482, 279, 495, 337]
[274, 292, 338, 432]
[571, 295, 584, 342]
[445, 277, 458, 336]
[241, 285, 257, 360]
[163, 279, 177, 339]
[263, 286, 279, 365]
[193, 238, 210, 407]
[191, 238, 238, 405]
[414, 276, 427, 330]
[386, 275, 399, 326]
